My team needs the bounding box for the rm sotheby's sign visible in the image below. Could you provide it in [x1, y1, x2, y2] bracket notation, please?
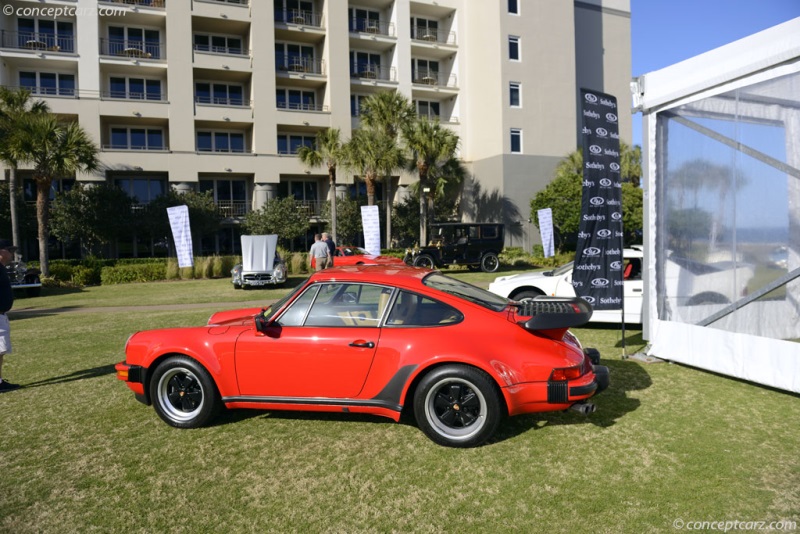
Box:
[572, 89, 623, 311]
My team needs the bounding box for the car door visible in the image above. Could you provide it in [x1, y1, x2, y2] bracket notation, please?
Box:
[234, 283, 393, 398]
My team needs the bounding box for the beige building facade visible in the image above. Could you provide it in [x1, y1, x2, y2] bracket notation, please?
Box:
[0, 0, 631, 255]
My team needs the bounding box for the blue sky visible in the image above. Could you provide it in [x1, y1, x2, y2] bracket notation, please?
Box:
[630, 0, 800, 145]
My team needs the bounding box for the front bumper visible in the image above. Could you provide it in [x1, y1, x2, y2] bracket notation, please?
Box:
[115, 362, 148, 403]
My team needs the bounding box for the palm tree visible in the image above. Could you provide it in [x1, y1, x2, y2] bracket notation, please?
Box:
[297, 128, 345, 243]
[402, 117, 459, 245]
[344, 128, 405, 207]
[0, 88, 50, 259]
[15, 115, 99, 276]
[359, 92, 415, 245]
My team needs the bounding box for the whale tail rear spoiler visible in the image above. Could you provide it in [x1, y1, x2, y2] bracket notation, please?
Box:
[514, 296, 593, 330]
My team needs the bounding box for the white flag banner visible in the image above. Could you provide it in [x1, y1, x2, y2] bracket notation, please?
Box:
[167, 205, 194, 268]
[360, 205, 381, 255]
[537, 208, 555, 258]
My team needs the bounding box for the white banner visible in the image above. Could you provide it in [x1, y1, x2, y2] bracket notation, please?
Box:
[167, 205, 193, 268]
[360, 205, 381, 255]
[537, 208, 555, 258]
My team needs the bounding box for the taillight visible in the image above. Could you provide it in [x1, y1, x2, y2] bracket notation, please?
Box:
[549, 365, 583, 381]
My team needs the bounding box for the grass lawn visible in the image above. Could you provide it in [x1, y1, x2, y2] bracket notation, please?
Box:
[1, 276, 798, 532]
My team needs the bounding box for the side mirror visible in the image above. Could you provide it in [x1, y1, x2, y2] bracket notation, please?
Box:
[255, 315, 281, 338]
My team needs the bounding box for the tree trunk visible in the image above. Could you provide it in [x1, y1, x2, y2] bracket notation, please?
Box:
[329, 166, 337, 243]
[366, 174, 376, 206]
[8, 167, 21, 261]
[418, 164, 429, 246]
[384, 176, 392, 248]
[36, 178, 52, 277]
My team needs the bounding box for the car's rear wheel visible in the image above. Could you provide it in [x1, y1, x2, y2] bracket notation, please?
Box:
[413, 365, 503, 448]
[687, 292, 729, 306]
[511, 289, 545, 302]
[150, 356, 221, 429]
[481, 252, 500, 273]
[413, 254, 436, 269]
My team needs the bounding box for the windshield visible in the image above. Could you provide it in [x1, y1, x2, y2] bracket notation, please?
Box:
[551, 261, 574, 276]
[423, 273, 509, 312]
[261, 278, 309, 322]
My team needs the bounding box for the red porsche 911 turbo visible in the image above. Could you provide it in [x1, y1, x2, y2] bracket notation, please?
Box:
[116, 265, 609, 447]
[310, 246, 405, 269]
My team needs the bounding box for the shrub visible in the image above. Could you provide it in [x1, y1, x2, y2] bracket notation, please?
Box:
[100, 263, 167, 285]
[72, 265, 101, 286]
[289, 252, 308, 274]
[47, 263, 74, 283]
[212, 256, 224, 278]
[165, 259, 180, 280]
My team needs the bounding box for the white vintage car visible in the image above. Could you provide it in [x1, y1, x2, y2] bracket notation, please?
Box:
[488, 246, 755, 325]
[231, 234, 287, 289]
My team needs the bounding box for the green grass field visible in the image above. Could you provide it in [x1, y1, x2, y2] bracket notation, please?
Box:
[1, 275, 798, 533]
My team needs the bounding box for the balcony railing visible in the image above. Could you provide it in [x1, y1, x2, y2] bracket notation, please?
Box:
[275, 54, 324, 75]
[349, 18, 394, 37]
[274, 9, 323, 28]
[17, 85, 76, 98]
[0, 31, 75, 53]
[350, 64, 395, 82]
[276, 101, 328, 112]
[216, 200, 248, 217]
[102, 0, 166, 7]
[194, 95, 251, 107]
[411, 26, 457, 45]
[193, 44, 249, 56]
[102, 144, 169, 151]
[411, 70, 457, 88]
[197, 147, 252, 154]
[99, 38, 164, 59]
[204, 0, 248, 4]
[102, 90, 167, 101]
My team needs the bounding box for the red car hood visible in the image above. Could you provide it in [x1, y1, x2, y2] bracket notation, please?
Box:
[208, 307, 265, 326]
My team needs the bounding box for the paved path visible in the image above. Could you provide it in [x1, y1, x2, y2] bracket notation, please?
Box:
[9, 300, 274, 317]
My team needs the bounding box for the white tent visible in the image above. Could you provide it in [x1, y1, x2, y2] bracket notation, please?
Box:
[634, 18, 800, 393]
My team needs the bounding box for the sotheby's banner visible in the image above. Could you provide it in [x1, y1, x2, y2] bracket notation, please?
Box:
[572, 89, 623, 311]
[167, 205, 194, 268]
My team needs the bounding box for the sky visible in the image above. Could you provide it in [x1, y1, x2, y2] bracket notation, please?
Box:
[630, 0, 800, 146]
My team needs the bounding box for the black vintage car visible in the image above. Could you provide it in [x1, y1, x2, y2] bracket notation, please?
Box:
[405, 223, 505, 273]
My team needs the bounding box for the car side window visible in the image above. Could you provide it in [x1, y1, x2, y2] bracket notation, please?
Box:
[303, 283, 392, 327]
[481, 226, 498, 239]
[276, 286, 318, 326]
[385, 290, 463, 327]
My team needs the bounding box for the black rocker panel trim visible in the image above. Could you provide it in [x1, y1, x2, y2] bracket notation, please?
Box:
[222, 396, 402, 412]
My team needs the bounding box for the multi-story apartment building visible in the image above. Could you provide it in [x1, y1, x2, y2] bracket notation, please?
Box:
[0, 0, 630, 258]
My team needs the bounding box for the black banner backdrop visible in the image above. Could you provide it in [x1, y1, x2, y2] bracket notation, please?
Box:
[572, 88, 624, 311]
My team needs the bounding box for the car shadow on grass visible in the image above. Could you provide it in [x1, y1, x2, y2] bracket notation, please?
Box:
[21, 363, 118, 389]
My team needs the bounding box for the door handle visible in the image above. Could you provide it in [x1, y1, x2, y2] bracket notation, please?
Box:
[633, 288, 642, 293]
[349, 340, 375, 349]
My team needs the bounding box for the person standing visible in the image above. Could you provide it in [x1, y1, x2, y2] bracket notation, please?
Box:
[0, 239, 20, 393]
[322, 232, 336, 268]
[309, 233, 330, 271]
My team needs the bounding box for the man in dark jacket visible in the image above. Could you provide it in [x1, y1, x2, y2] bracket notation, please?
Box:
[0, 239, 19, 392]
[322, 232, 336, 268]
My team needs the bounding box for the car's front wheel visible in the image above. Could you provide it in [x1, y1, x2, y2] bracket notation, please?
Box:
[413, 365, 503, 447]
[511, 289, 545, 301]
[480, 252, 500, 273]
[150, 355, 221, 429]
[413, 254, 436, 269]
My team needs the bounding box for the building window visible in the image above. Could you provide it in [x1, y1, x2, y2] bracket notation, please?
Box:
[350, 94, 368, 117]
[109, 127, 165, 150]
[276, 0, 315, 25]
[509, 82, 521, 107]
[510, 128, 522, 153]
[349, 7, 380, 32]
[350, 51, 382, 78]
[508, 0, 519, 15]
[194, 82, 245, 106]
[108, 76, 162, 100]
[509, 36, 520, 61]
[277, 134, 315, 154]
[200, 178, 248, 216]
[411, 17, 438, 41]
[415, 100, 441, 120]
[22, 175, 74, 202]
[193, 33, 244, 55]
[20, 71, 75, 96]
[412, 58, 439, 84]
[278, 180, 319, 203]
[275, 42, 315, 72]
[196, 131, 247, 153]
[17, 18, 74, 52]
[115, 176, 166, 204]
[106, 26, 161, 59]
[276, 88, 316, 111]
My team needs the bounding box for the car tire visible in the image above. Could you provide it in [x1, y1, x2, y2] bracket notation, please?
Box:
[233, 282, 242, 290]
[511, 289, 545, 301]
[687, 292, 729, 306]
[150, 355, 222, 429]
[480, 252, 500, 273]
[413, 365, 503, 448]
[413, 254, 436, 269]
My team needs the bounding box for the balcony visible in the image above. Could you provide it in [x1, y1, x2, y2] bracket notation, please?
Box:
[215, 200, 248, 217]
[276, 101, 327, 113]
[349, 18, 394, 38]
[9, 85, 76, 98]
[197, 147, 252, 154]
[274, 10, 323, 28]
[100, 38, 164, 60]
[0, 31, 75, 53]
[350, 64, 395, 83]
[103, 144, 169, 151]
[411, 27, 456, 46]
[412, 70, 457, 88]
[193, 43, 249, 57]
[275, 54, 324, 75]
[102, 90, 167, 102]
[201, 0, 248, 4]
[195, 95, 250, 107]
